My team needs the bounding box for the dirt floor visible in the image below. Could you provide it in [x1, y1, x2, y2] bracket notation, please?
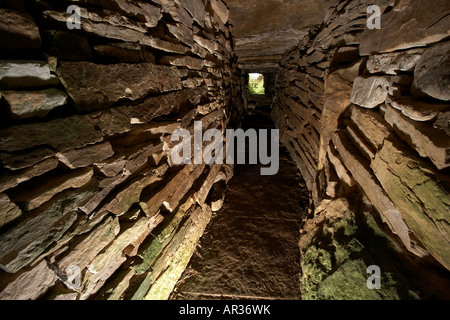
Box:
[170, 111, 309, 300]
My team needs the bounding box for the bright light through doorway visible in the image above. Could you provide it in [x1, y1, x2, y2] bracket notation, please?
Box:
[248, 73, 265, 95]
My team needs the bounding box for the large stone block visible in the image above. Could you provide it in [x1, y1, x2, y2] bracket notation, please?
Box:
[371, 138, 450, 270]
[0, 180, 97, 273]
[0, 60, 59, 89]
[412, 41, 450, 101]
[0, 115, 103, 170]
[2, 89, 68, 120]
[57, 62, 182, 112]
[332, 131, 413, 253]
[366, 49, 425, 75]
[0, 9, 41, 50]
[387, 96, 449, 122]
[360, 0, 450, 55]
[350, 76, 409, 109]
[0, 194, 22, 229]
[384, 104, 450, 170]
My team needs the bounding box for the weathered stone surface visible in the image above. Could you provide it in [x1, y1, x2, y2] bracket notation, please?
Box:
[412, 41, 450, 101]
[319, 61, 361, 170]
[0, 60, 59, 89]
[96, 87, 207, 137]
[387, 96, 449, 122]
[0, 181, 97, 273]
[50, 31, 93, 61]
[179, 0, 206, 26]
[102, 164, 169, 216]
[0, 115, 103, 170]
[299, 198, 422, 300]
[193, 35, 216, 54]
[56, 143, 114, 169]
[44, 9, 187, 54]
[131, 197, 196, 278]
[371, 138, 450, 270]
[349, 105, 392, 150]
[332, 131, 413, 253]
[210, 0, 229, 25]
[327, 145, 356, 188]
[160, 0, 194, 27]
[0, 158, 59, 193]
[434, 111, 450, 136]
[0, 194, 22, 228]
[13, 169, 94, 211]
[385, 105, 450, 170]
[57, 62, 183, 112]
[160, 56, 205, 70]
[359, 0, 450, 55]
[94, 43, 155, 63]
[146, 164, 206, 216]
[367, 48, 425, 75]
[0, 260, 57, 300]
[55, 215, 120, 276]
[195, 165, 221, 205]
[79, 143, 163, 215]
[81, 214, 164, 299]
[0, 9, 41, 50]
[3, 89, 68, 120]
[94, 0, 162, 28]
[94, 158, 127, 178]
[350, 76, 409, 109]
[167, 23, 194, 47]
[140, 206, 212, 300]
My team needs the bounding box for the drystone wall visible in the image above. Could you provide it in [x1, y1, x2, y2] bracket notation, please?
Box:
[0, 0, 239, 300]
[272, 0, 450, 299]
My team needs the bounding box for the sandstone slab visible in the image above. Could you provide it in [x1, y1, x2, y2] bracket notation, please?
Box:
[350, 76, 408, 109]
[12, 169, 94, 212]
[367, 49, 425, 75]
[0, 9, 41, 50]
[102, 164, 169, 216]
[0, 194, 22, 229]
[0, 115, 103, 170]
[57, 62, 183, 112]
[0, 181, 97, 273]
[387, 96, 449, 122]
[0, 260, 57, 300]
[56, 142, 114, 169]
[349, 105, 392, 150]
[412, 41, 450, 101]
[332, 131, 413, 253]
[0, 60, 59, 89]
[359, 0, 450, 55]
[385, 104, 450, 170]
[0, 158, 59, 193]
[371, 138, 450, 270]
[3, 89, 68, 120]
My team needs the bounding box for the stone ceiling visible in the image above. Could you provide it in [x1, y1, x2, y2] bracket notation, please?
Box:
[225, 0, 328, 71]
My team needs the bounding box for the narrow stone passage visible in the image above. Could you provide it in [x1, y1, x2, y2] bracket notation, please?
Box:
[170, 112, 309, 300]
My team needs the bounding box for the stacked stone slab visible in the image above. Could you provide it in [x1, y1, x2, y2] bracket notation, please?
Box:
[272, 0, 450, 299]
[0, 0, 239, 300]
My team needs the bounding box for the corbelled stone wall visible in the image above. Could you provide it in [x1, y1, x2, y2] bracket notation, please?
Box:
[0, 0, 239, 300]
[272, 0, 450, 299]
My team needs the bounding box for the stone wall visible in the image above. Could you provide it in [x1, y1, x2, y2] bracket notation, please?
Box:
[272, 0, 450, 299]
[0, 0, 239, 300]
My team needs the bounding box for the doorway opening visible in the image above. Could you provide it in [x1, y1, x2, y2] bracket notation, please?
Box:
[248, 73, 265, 95]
